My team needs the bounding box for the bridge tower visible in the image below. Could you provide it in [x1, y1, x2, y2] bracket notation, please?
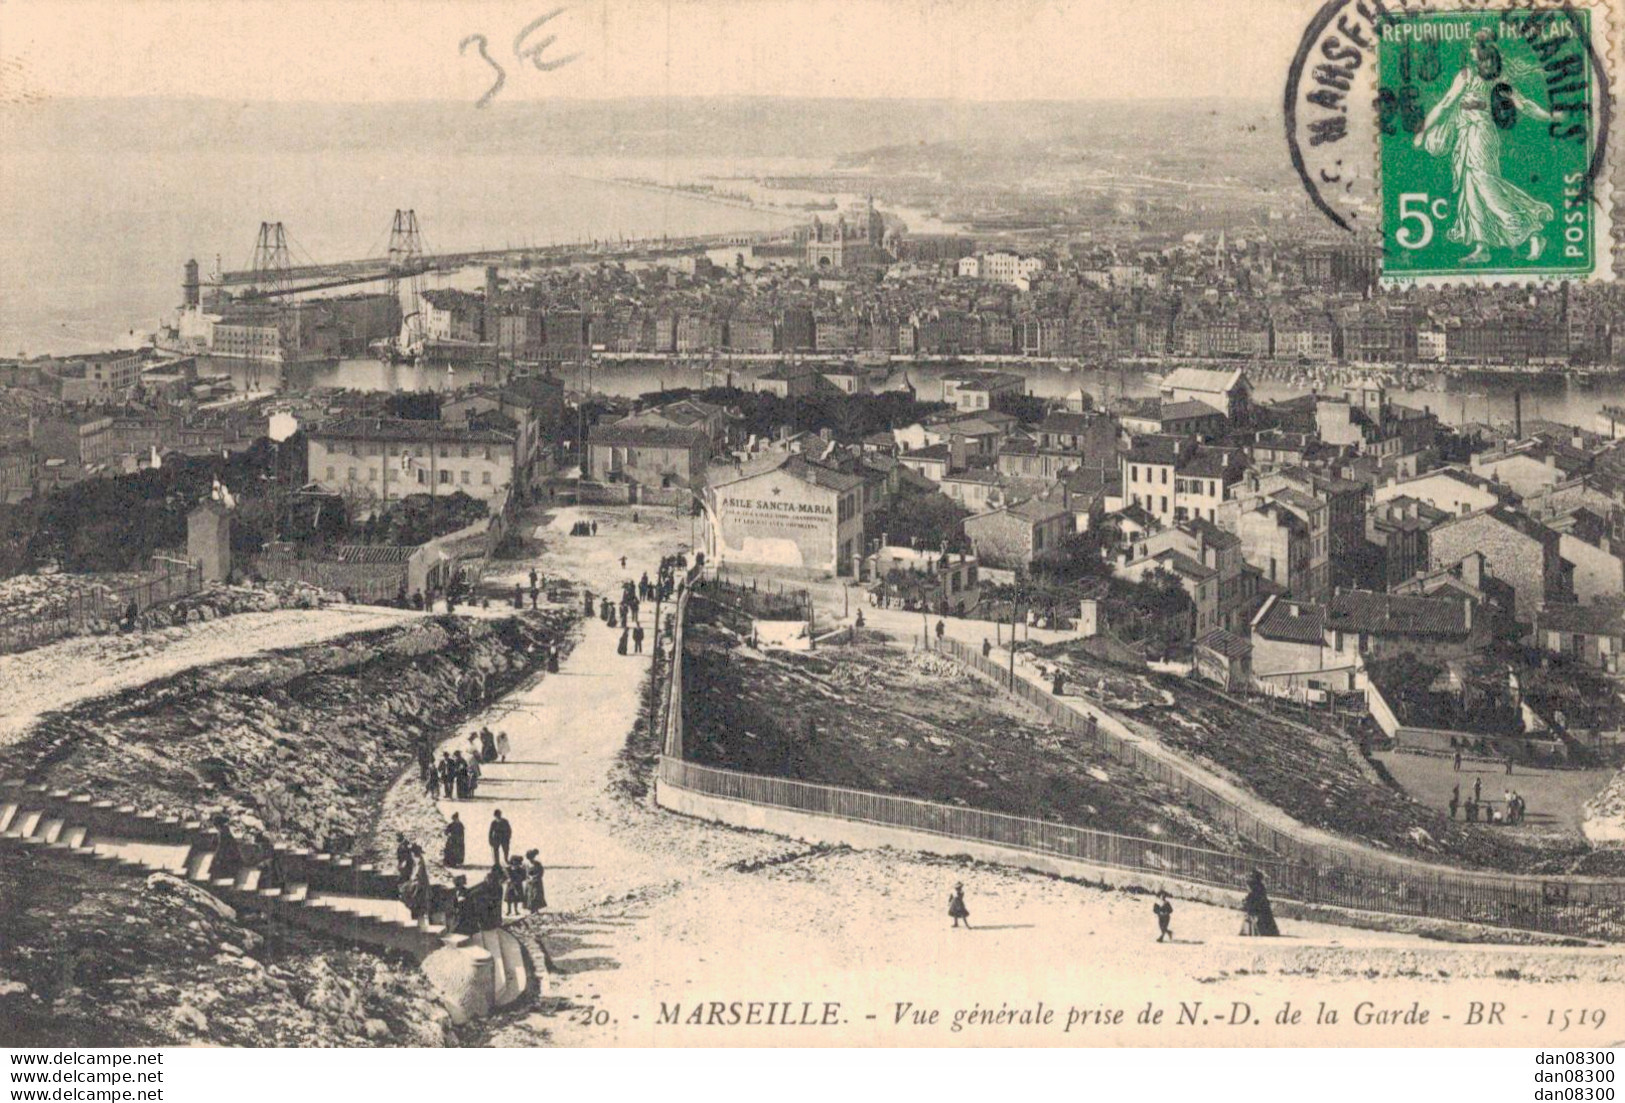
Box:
[387, 209, 427, 350]
[249, 221, 293, 297]
[248, 221, 295, 369]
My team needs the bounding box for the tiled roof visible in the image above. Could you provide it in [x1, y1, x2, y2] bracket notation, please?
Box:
[1162, 366, 1245, 394]
[1326, 590, 1469, 638]
[588, 424, 709, 449]
[1253, 597, 1325, 644]
[1008, 496, 1069, 523]
[1156, 549, 1216, 581]
[1161, 399, 1224, 421]
[1538, 601, 1625, 636]
[1038, 411, 1104, 435]
[310, 417, 515, 445]
[1197, 628, 1252, 659]
[1177, 449, 1236, 479]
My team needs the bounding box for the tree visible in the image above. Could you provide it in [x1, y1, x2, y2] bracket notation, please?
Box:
[868, 490, 971, 553]
[384, 391, 443, 421]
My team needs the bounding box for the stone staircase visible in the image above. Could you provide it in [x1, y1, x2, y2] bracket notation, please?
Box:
[0, 779, 535, 1022]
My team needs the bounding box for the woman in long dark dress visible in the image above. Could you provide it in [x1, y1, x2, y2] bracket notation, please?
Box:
[617, 628, 629, 656]
[1241, 870, 1280, 937]
[948, 882, 970, 928]
[396, 833, 415, 881]
[480, 728, 498, 763]
[482, 864, 507, 928]
[453, 752, 470, 800]
[524, 849, 546, 913]
[442, 812, 465, 868]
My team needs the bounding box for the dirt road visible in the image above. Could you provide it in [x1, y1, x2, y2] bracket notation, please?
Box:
[437, 507, 1621, 1047]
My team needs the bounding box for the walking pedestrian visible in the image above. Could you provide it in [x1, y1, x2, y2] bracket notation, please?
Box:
[982, 638, 992, 658]
[547, 644, 560, 673]
[529, 568, 538, 591]
[439, 753, 456, 799]
[633, 623, 645, 653]
[530, 584, 539, 609]
[948, 882, 971, 929]
[1449, 782, 1460, 820]
[489, 809, 512, 866]
[480, 728, 498, 763]
[591, 520, 598, 535]
[1473, 776, 1482, 803]
[935, 619, 946, 645]
[466, 753, 481, 796]
[617, 627, 629, 656]
[496, 730, 510, 762]
[1241, 871, 1280, 936]
[453, 752, 471, 800]
[1153, 890, 1174, 942]
[1505, 757, 1514, 775]
[1453, 749, 1462, 772]
[620, 555, 627, 569]
[443, 812, 465, 867]
[396, 833, 415, 880]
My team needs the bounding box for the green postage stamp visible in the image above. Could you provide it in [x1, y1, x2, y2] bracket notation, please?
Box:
[1377, 6, 1611, 284]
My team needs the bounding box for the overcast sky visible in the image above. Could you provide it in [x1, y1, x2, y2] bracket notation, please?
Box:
[1, 0, 1309, 103]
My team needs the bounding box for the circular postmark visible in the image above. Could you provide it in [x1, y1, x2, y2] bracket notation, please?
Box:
[1286, 0, 1611, 274]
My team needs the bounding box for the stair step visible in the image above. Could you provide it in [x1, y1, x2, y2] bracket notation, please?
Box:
[284, 883, 309, 903]
[37, 818, 65, 844]
[0, 804, 18, 834]
[259, 887, 284, 899]
[237, 869, 261, 892]
[5, 810, 43, 839]
[211, 877, 237, 890]
[188, 851, 215, 883]
[61, 825, 88, 849]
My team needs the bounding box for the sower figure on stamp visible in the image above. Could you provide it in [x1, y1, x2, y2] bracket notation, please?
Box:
[1413, 29, 1564, 264]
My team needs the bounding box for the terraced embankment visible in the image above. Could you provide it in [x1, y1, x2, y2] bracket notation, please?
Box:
[1, 612, 571, 856]
[0, 611, 571, 1044]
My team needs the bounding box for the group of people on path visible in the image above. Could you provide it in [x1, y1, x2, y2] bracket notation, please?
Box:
[416, 723, 519, 802]
[396, 829, 547, 935]
[581, 552, 691, 658]
[947, 871, 1279, 941]
[1448, 776, 1529, 825]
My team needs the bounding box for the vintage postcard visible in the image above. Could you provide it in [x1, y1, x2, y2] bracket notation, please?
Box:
[0, 0, 1623, 1054]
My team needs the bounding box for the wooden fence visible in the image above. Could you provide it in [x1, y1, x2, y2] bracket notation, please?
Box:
[660, 579, 1625, 942]
[0, 562, 204, 656]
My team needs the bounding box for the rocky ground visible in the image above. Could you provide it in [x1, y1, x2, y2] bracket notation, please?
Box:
[0, 603, 425, 745]
[0, 844, 458, 1047]
[1, 611, 572, 853]
[1028, 640, 1591, 874]
[1581, 768, 1625, 848]
[682, 600, 1263, 855]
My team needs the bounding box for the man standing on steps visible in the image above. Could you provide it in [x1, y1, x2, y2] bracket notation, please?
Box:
[489, 809, 512, 866]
